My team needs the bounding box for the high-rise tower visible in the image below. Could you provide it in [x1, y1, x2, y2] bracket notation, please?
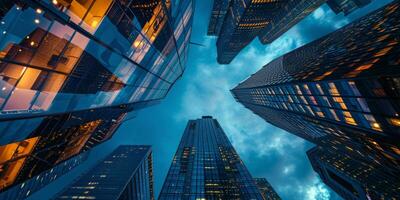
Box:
[254, 178, 281, 200]
[0, 0, 194, 197]
[232, 2, 400, 198]
[207, 0, 231, 36]
[232, 0, 399, 164]
[54, 145, 154, 200]
[327, 0, 372, 16]
[159, 116, 269, 199]
[209, 0, 374, 64]
[216, 1, 282, 64]
[307, 146, 400, 199]
[0, 152, 88, 200]
[258, 0, 326, 44]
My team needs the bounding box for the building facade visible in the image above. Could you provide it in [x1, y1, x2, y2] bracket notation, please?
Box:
[54, 145, 154, 200]
[207, 0, 231, 36]
[0, 151, 88, 200]
[159, 116, 266, 200]
[254, 178, 281, 200]
[307, 146, 400, 199]
[0, 0, 193, 197]
[209, 0, 375, 64]
[258, 0, 325, 44]
[216, 0, 283, 64]
[232, 2, 400, 198]
[327, 0, 372, 16]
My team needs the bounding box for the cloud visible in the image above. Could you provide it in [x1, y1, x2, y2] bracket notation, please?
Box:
[174, 29, 323, 199]
[172, 2, 366, 199]
[306, 179, 332, 200]
[175, 31, 305, 154]
[291, 4, 349, 43]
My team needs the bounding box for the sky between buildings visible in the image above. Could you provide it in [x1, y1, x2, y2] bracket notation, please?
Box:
[30, 0, 392, 199]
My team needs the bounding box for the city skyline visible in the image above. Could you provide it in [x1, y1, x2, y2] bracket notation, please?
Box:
[0, 0, 396, 199]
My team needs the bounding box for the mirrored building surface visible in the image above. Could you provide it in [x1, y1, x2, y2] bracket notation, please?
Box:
[232, 1, 400, 199]
[307, 146, 400, 199]
[327, 0, 372, 16]
[0, 0, 194, 196]
[254, 178, 281, 200]
[54, 145, 153, 200]
[258, 0, 325, 44]
[208, 0, 374, 64]
[159, 116, 266, 200]
[0, 151, 88, 200]
[215, 0, 282, 64]
[207, 0, 231, 36]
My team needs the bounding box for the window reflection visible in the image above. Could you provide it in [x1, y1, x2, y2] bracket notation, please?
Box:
[0, 137, 39, 190]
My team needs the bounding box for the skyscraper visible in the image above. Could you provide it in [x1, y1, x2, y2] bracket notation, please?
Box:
[258, 0, 326, 44]
[232, 1, 400, 198]
[0, 0, 193, 197]
[54, 145, 154, 200]
[159, 116, 267, 199]
[307, 146, 400, 199]
[207, 0, 231, 36]
[0, 152, 88, 200]
[327, 0, 372, 16]
[254, 178, 281, 200]
[209, 0, 375, 64]
[216, 1, 283, 64]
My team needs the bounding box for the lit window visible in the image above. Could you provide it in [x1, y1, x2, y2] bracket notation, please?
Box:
[316, 84, 324, 94]
[328, 83, 340, 96]
[343, 111, 357, 125]
[364, 114, 382, 131]
[388, 118, 400, 127]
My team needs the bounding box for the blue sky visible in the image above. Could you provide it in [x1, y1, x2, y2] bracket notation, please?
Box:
[30, 1, 392, 199]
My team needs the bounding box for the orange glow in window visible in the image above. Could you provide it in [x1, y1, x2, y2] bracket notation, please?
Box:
[343, 111, 357, 125]
[388, 118, 400, 126]
[0, 137, 40, 189]
[371, 122, 382, 131]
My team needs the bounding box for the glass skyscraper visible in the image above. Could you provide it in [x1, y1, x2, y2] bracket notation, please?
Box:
[327, 0, 372, 16]
[0, 151, 88, 200]
[258, 0, 326, 44]
[253, 178, 281, 200]
[207, 0, 231, 36]
[54, 145, 154, 200]
[159, 116, 268, 200]
[232, 1, 400, 199]
[209, 0, 375, 64]
[307, 146, 400, 199]
[215, 1, 283, 64]
[0, 0, 193, 197]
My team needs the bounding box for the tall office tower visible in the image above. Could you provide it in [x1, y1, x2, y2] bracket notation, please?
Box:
[254, 178, 281, 200]
[159, 116, 265, 200]
[258, 0, 326, 44]
[0, 152, 88, 200]
[207, 0, 231, 36]
[54, 145, 154, 200]
[232, 0, 400, 186]
[307, 146, 400, 199]
[0, 0, 194, 197]
[327, 0, 372, 16]
[216, 1, 283, 64]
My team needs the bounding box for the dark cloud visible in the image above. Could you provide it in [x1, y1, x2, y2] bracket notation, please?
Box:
[30, 1, 392, 199]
